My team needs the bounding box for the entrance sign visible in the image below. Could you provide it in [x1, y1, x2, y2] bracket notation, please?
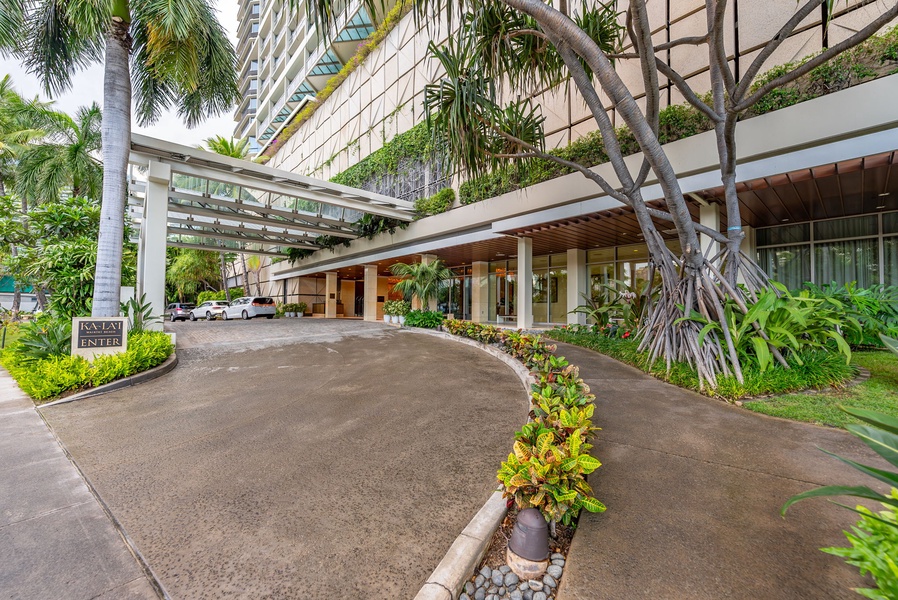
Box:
[71, 317, 128, 360]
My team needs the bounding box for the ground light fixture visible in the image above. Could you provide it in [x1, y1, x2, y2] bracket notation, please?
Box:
[506, 508, 550, 580]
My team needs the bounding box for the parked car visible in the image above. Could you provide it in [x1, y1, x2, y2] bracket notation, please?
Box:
[165, 302, 195, 322]
[189, 301, 231, 321]
[221, 297, 276, 320]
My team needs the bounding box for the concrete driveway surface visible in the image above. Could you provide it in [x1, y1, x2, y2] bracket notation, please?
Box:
[40, 320, 527, 599]
[553, 341, 890, 600]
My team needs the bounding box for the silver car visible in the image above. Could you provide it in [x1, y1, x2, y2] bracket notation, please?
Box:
[221, 296, 276, 320]
[189, 301, 231, 321]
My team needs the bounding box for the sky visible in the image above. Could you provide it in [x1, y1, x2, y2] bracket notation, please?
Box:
[0, 0, 240, 148]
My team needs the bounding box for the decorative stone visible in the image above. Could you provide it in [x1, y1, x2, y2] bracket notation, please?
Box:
[475, 588, 486, 600]
[510, 591, 524, 600]
[528, 580, 544, 592]
[519, 582, 529, 591]
[498, 587, 507, 597]
[533, 592, 547, 600]
[522, 590, 534, 600]
[480, 566, 493, 579]
[550, 553, 564, 561]
[475, 575, 486, 588]
[543, 574, 557, 588]
[507, 547, 549, 581]
[499, 566, 512, 574]
[466, 581, 476, 595]
[488, 585, 499, 594]
[486, 595, 497, 600]
[460, 595, 471, 600]
[504, 572, 519, 587]
[551, 559, 565, 567]
[546, 565, 563, 579]
[492, 571, 505, 587]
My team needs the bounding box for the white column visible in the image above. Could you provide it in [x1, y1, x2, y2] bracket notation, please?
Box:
[471, 261, 489, 322]
[700, 203, 721, 259]
[138, 160, 170, 331]
[567, 248, 587, 325]
[363, 265, 378, 321]
[516, 237, 533, 330]
[325, 272, 338, 318]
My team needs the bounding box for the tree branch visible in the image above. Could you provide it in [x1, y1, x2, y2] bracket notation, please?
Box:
[655, 61, 722, 123]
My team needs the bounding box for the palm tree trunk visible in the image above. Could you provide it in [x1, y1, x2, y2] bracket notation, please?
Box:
[35, 288, 47, 310]
[240, 254, 249, 295]
[92, 16, 132, 317]
[218, 250, 231, 302]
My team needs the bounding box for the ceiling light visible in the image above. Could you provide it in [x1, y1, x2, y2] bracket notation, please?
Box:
[878, 192, 890, 197]
[782, 218, 790, 222]
[877, 205, 886, 209]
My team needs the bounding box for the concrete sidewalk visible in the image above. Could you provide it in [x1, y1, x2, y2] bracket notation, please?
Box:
[0, 369, 161, 600]
[553, 342, 887, 600]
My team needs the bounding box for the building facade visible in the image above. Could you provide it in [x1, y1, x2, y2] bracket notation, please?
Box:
[231, 0, 898, 325]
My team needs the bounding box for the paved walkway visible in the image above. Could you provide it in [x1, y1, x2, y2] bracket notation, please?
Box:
[553, 341, 886, 600]
[39, 320, 526, 599]
[0, 370, 160, 599]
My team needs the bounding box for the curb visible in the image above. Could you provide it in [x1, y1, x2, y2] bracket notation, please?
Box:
[404, 327, 535, 600]
[39, 353, 179, 408]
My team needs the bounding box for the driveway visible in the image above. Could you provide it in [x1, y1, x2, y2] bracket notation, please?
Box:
[41, 320, 526, 599]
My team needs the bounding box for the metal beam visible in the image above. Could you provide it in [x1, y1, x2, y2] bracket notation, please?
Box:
[166, 226, 319, 249]
[168, 241, 287, 257]
[165, 216, 321, 244]
[168, 202, 357, 239]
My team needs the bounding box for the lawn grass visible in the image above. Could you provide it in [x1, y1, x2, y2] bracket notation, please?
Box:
[1, 323, 24, 349]
[743, 350, 898, 427]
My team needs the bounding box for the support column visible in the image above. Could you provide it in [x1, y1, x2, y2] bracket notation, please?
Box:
[567, 248, 587, 325]
[471, 261, 489, 323]
[325, 272, 338, 318]
[699, 203, 721, 259]
[363, 265, 378, 321]
[516, 237, 533, 330]
[137, 160, 170, 330]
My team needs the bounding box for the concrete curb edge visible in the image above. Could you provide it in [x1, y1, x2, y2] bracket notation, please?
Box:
[405, 327, 535, 600]
[38, 352, 179, 408]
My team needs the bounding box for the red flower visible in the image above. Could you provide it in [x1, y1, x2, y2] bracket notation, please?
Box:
[622, 331, 631, 339]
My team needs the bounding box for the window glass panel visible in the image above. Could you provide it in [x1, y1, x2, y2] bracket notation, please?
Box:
[884, 236, 898, 286]
[619, 244, 649, 260]
[587, 248, 614, 263]
[532, 272, 548, 323]
[814, 238, 879, 287]
[507, 259, 517, 271]
[814, 215, 878, 241]
[758, 246, 810, 291]
[533, 255, 549, 269]
[589, 264, 615, 298]
[550, 269, 567, 324]
[884, 212, 898, 234]
[488, 273, 497, 321]
[756, 223, 810, 246]
[550, 253, 567, 268]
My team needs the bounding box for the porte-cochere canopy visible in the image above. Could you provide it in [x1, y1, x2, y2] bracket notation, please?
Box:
[127, 133, 415, 257]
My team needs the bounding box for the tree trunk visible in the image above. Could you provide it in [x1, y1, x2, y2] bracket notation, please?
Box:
[92, 15, 132, 317]
[35, 288, 48, 311]
[219, 251, 231, 302]
[240, 254, 250, 295]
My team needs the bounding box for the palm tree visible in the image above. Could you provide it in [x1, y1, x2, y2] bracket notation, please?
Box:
[389, 259, 454, 309]
[204, 135, 249, 159]
[0, 75, 45, 197]
[0, 0, 238, 317]
[14, 102, 103, 203]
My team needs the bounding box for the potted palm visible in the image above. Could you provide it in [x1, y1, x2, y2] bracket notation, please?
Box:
[389, 259, 454, 314]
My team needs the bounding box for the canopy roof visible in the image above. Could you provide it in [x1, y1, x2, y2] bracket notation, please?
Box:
[127, 134, 414, 256]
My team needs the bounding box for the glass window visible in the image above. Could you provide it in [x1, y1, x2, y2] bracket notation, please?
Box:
[814, 215, 878, 241]
[533, 255, 549, 269]
[550, 254, 567, 268]
[249, 60, 258, 71]
[250, 22, 259, 33]
[884, 212, 898, 235]
[589, 264, 615, 297]
[250, 3, 260, 14]
[618, 243, 649, 260]
[758, 245, 810, 291]
[249, 79, 258, 91]
[248, 98, 257, 109]
[550, 269, 567, 324]
[814, 238, 880, 288]
[532, 272, 548, 323]
[756, 223, 810, 246]
[884, 236, 898, 286]
[587, 248, 614, 263]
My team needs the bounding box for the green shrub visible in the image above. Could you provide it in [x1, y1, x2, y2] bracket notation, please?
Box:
[0, 330, 174, 402]
[15, 319, 72, 363]
[804, 283, 898, 348]
[197, 287, 244, 304]
[404, 309, 444, 328]
[414, 187, 455, 217]
[823, 500, 898, 599]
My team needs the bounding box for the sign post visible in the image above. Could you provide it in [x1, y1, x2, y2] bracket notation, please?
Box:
[71, 317, 129, 360]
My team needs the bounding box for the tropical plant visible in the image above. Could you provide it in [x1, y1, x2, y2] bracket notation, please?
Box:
[403, 309, 444, 328]
[882, 335, 898, 357]
[296, 302, 307, 315]
[203, 136, 249, 159]
[382, 299, 409, 316]
[805, 283, 898, 347]
[167, 248, 222, 302]
[822, 497, 898, 600]
[684, 285, 859, 374]
[1, 0, 239, 317]
[14, 318, 71, 363]
[120, 293, 159, 333]
[389, 259, 454, 309]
